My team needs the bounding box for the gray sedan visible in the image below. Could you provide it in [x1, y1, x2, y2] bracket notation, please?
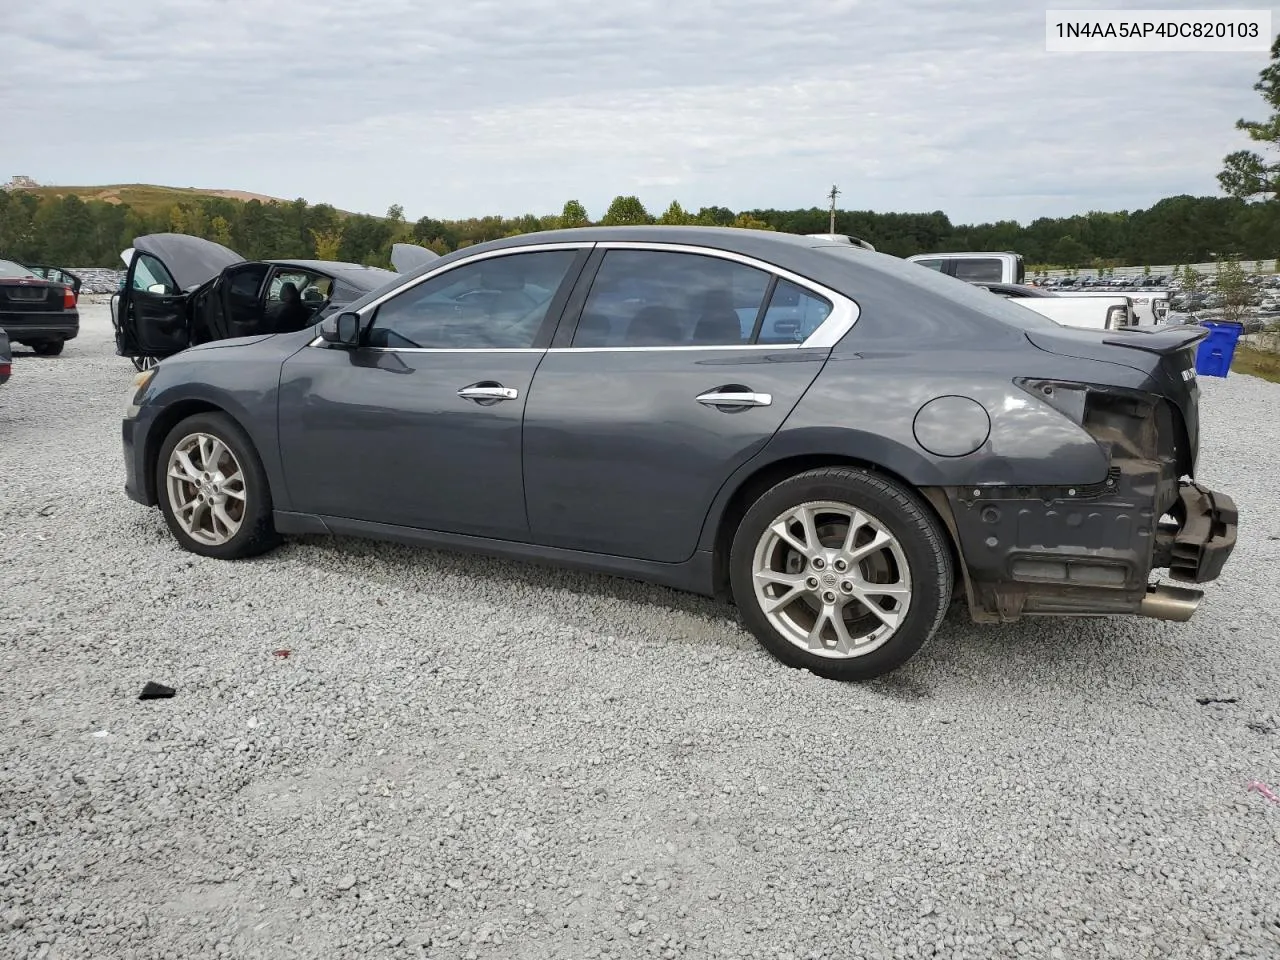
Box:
[120, 227, 1237, 680]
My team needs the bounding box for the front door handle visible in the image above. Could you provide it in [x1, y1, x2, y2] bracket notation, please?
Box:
[457, 383, 519, 402]
[696, 389, 773, 408]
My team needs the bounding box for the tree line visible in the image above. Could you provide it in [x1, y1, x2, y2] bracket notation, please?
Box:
[1, 186, 1276, 271]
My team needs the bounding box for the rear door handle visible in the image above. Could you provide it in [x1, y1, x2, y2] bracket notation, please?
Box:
[457, 384, 519, 401]
[696, 390, 772, 408]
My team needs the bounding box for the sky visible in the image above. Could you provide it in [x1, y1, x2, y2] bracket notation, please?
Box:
[4, 0, 1277, 226]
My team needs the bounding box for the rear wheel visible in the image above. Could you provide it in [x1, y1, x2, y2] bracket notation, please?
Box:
[131, 355, 160, 372]
[729, 467, 953, 680]
[32, 340, 64, 356]
[155, 412, 281, 559]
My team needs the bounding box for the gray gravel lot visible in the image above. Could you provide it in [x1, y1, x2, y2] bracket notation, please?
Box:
[2, 300, 1278, 960]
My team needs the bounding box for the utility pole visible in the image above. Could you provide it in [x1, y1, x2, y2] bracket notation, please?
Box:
[827, 185, 840, 235]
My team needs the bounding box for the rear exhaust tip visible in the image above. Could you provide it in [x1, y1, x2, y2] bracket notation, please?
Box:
[1139, 583, 1203, 622]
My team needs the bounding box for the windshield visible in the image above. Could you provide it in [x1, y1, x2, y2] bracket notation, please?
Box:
[0, 259, 36, 279]
[818, 247, 1062, 331]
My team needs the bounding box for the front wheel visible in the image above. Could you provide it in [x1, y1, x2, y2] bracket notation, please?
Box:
[729, 467, 953, 681]
[155, 412, 281, 559]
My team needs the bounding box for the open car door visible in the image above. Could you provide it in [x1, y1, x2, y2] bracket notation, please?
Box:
[23, 265, 81, 297]
[390, 242, 440, 273]
[115, 233, 244, 362]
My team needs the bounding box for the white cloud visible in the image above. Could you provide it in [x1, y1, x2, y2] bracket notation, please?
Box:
[5, 0, 1276, 224]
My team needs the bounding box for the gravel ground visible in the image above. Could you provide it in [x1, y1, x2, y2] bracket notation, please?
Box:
[2, 300, 1278, 960]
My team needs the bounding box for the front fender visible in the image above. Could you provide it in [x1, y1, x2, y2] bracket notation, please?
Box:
[134, 335, 307, 510]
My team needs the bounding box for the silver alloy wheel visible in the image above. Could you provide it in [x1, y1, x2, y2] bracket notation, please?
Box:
[751, 500, 912, 658]
[165, 432, 248, 546]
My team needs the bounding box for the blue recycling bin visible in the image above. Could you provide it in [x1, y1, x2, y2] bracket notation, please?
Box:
[1194, 321, 1244, 378]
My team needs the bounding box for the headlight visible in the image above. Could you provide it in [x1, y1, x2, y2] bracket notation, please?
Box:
[124, 369, 155, 418]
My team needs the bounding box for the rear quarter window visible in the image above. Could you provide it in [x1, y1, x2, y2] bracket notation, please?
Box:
[818, 247, 1061, 332]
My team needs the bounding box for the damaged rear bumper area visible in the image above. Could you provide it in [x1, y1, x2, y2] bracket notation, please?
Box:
[926, 384, 1238, 625]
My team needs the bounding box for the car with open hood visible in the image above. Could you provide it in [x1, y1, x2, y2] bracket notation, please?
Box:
[120, 226, 1238, 681]
[111, 233, 399, 370]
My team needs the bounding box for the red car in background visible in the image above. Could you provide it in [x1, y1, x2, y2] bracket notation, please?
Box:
[0, 258, 80, 356]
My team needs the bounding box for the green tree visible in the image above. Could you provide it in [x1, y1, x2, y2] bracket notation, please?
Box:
[601, 195, 652, 225]
[183, 203, 209, 241]
[31, 195, 95, 263]
[694, 205, 736, 226]
[731, 212, 775, 231]
[1051, 235, 1089, 267]
[1180, 264, 1202, 294]
[312, 227, 344, 260]
[210, 216, 233, 247]
[658, 200, 692, 225]
[0, 190, 40, 261]
[558, 199, 590, 228]
[1220, 34, 1280, 200]
[1215, 258, 1252, 323]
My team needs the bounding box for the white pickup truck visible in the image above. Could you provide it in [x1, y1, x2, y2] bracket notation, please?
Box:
[971, 282, 1134, 330]
[1058, 287, 1169, 326]
[906, 251, 1026, 284]
[904, 252, 1134, 330]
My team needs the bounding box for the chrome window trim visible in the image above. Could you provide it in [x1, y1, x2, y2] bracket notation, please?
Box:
[306, 238, 860, 353]
[545, 344, 806, 354]
[366, 347, 545, 354]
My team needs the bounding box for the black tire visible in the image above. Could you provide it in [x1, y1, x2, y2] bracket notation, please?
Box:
[729, 466, 953, 681]
[32, 340, 64, 356]
[154, 412, 282, 560]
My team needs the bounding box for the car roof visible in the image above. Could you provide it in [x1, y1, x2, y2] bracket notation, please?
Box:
[343, 225, 1065, 340]
[452, 224, 857, 259]
[264, 259, 399, 287]
[388, 225, 882, 290]
[907, 251, 1019, 258]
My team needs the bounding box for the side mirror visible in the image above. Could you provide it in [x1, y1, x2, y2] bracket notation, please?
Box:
[147, 283, 168, 294]
[319, 311, 362, 348]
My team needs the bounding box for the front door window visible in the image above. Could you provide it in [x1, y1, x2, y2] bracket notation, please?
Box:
[366, 250, 580, 349]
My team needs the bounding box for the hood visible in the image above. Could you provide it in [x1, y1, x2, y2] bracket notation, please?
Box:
[131, 233, 245, 291]
[390, 242, 440, 273]
[182, 334, 276, 353]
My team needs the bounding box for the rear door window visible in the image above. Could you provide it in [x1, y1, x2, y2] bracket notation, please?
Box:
[570, 250, 772, 347]
[952, 258, 1005, 282]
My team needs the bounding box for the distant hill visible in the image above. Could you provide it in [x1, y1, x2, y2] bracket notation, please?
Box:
[16, 182, 298, 215]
